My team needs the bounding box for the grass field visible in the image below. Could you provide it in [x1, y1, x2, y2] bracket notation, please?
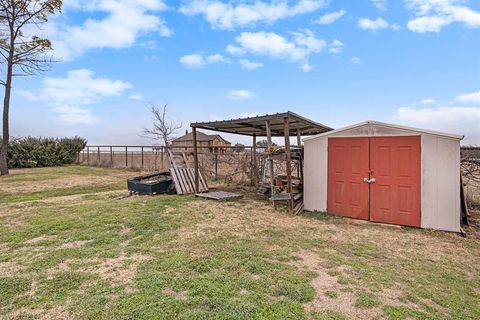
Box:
[1, 166, 479, 319]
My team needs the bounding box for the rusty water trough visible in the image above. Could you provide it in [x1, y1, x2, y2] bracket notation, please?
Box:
[127, 171, 175, 195]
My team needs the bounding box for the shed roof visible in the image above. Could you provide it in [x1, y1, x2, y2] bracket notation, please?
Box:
[303, 120, 464, 141]
[173, 131, 231, 144]
[191, 111, 333, 137]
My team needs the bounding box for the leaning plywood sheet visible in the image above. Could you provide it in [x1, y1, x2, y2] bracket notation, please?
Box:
[196, 191, 243, 201]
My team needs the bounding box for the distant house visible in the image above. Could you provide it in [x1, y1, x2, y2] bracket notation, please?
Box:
[171, 130, 231, 153]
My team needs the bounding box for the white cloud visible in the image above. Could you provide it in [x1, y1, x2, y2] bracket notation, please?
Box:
[47, 0, 171, 60]
[315, 10, 346, 25]
[396, 106, 480, 123]
[179, 53, 230, 68]
[53, 105, 100, 125]
[238, 59, 264, 70]
[371, 0, 387, 11]
[358, 17, 399, 31]
[421, 98, 436, 104]
[350, 57, 364, 64]
[17, 69, 132, 125]
[455, 89, 480, 103]
[395, 105, 480, 142]
[129, 93, 143, 101]
[395, 89, 480, 143]
[328, 39, 344, 54]
[226, 30, 326, 72]
[227, 90, 255, 100]
[18, 69, 132, 105]
[180, 0, 327, 30]
[406, 0, 480, 33]
[179, 54, 206, 68]
[206, 53, 230, 64]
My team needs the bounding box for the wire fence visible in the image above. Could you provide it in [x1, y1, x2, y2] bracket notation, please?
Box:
[77, 145, 268, 184]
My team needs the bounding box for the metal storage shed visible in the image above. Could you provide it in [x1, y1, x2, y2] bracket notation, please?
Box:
[303, 121, 464, 232]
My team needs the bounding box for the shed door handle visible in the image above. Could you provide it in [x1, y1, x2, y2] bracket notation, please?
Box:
[363, 178, 376, 184]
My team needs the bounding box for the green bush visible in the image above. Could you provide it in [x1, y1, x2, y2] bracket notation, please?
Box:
[1, 136, 87, 168]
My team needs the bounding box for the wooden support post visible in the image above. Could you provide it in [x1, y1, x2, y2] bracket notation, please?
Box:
[193, 127, 199, 193]
[284, 116, 293, 212]
[215, 153, 218, 180]
[141, 147, 144, 169]
[125, 146, 128, 167]
[252, 134, 257, 187]
[110, 146, 113, 167]
[154, 148, 158, 171]
[296, 129, 301, 177]
[97, 146, 100, 162]
[266, 120, 275, 201]
[87, 146, 90, 163]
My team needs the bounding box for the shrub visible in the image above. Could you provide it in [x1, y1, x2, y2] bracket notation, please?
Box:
[1, 136, 87, 168]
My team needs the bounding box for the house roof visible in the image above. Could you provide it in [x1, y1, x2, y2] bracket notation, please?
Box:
[303, 120, 464, 141]
[190, 111, 333, 137]
[173, 131, 231, 144]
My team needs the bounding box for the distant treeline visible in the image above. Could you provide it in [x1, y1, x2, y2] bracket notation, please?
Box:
[1, 136, 87, 168]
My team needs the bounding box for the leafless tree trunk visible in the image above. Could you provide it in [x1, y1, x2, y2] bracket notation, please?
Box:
[142, 104, 182, 148]
[0, 0, 61, 175]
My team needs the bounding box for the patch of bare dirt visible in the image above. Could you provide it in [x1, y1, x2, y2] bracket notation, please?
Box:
[24, 235, 56, 244]
[162, 287, 188, 300]
[0, 261, 27, 277]
[6, 305, 72, 320]
[0, 172, 132, 195]
[58, 240, 92, 249]
[46, 235, 151, 288]
[290, 249, 383, 320]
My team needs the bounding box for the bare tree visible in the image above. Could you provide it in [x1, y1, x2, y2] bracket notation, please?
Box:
[0, 0, 61, 175]
[142, 104, 182, 148]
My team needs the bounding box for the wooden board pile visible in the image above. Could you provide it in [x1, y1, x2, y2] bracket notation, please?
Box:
[258, 147, 304, 214]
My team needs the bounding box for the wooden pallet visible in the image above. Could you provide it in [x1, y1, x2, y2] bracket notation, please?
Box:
[167, 149, 208, 195]
[195, 191, 243, 201]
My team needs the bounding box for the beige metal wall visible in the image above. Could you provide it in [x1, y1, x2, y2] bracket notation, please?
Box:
[303, 123, 461, 232]
[421, 135, 460, 232]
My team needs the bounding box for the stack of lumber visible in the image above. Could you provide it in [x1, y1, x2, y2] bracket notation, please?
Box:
[269, 176, 304, 214]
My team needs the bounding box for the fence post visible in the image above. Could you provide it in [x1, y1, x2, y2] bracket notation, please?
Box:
[87, 146, 90, 163]
[110, 146, 113, 167]
[97, 146, 100, 163]
[161, 147, 164, 170]
[125, 146, 128, 167]
[154, 148, 158, 171]
[141, 147, 144, 169]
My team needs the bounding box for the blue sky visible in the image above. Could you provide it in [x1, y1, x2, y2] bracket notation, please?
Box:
[10, 0, 480, 145]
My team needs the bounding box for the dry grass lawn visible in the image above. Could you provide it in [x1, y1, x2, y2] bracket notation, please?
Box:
[0, 166, 479, 320]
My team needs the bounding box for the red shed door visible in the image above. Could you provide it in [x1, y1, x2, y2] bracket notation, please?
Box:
[327, 137, 369, 220]
[369, 136, 421, 227]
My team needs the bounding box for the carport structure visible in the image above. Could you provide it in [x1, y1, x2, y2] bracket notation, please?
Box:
[190, 111, 333, 210]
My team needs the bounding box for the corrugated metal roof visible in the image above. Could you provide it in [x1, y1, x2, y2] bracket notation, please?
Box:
[191, 111, 333, 137]
[303, 120, 464, 141]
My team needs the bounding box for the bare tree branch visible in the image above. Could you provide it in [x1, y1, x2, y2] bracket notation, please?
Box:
[141, 104, 182, 148]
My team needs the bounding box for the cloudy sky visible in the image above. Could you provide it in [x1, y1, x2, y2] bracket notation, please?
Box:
[10, 0, 480, 145]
